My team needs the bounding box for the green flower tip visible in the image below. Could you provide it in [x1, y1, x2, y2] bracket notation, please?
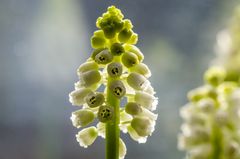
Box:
[91, 5, 138, 46]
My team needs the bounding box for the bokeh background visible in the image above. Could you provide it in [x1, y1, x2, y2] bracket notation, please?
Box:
[0, 0, 239, 159]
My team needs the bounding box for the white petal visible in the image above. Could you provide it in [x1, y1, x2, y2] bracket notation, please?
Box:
[138, 107, 158, 121]
[122, 79, 135, 95]
[119, 111, 132, 133]
[97, 122, 106, 138]
[76, 126, 98, 148]
[135, 91, 158, 111]
[143, 84, 156, 95]
[119, 139, 127, 159]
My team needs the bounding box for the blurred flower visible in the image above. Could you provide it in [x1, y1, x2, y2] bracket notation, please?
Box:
[179, 6, 240, 159]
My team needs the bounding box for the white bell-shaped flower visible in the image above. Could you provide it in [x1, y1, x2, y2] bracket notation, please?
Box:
[76, 126, 98, 148]
[69, 88, 93, 106]
[71, 109, 95, 128]
[134, 91, 158, 111]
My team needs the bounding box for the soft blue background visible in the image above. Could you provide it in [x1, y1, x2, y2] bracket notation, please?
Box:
[0, 0, 238, 159]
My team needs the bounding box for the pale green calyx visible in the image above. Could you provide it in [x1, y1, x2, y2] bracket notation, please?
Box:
[69, 5, 158, 159]
[179, 6, 240, 159]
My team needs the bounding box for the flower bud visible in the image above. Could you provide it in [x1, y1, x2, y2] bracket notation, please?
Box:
[107, 62, 123, 77]
[125, 102, 142, 115]
[95, 49, 113, 64]
[109, 80, 126, 98]
[103, 26, 116, 39]
[124, 44, 144, 62]
[121, 52, 139, 68]
[71, 109, 95, 128]
[130, 63, 151, 78]
[127, 33, 138, 44]
[69, 88, 93, 106]
[131, 116, 152, 137]
[118, 28, 133, 43]
[80, 70, 101, 87]
[98, 105, 114, 123]
[114, 21, 124, 32]
[123, 19, 133, 30]
[110, 43, 125, 56]
[77, 61, 99, 75]
[91, 30, 106, 49]
[127, 72, 149, 90]
[76, 126, 98, 148]
[91, 36, 106, 49]
[85, 92, 105, 108]
[204, 66, 226, 86]
[135, 91, 158, 111]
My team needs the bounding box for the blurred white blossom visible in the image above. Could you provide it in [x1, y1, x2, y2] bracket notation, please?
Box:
[179, 6, 240, 159]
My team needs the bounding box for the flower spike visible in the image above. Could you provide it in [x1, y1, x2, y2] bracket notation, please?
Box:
[69, 6, 158, 159]
[179, 6, 240, 159]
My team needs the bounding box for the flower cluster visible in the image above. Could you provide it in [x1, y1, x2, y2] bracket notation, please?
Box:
[179, 6, 240, 159]
[69, 6, 158, 159]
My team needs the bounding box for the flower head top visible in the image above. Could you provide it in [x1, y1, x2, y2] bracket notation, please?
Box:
[179, 6, 240, 159]
[69, 6, 158, 159]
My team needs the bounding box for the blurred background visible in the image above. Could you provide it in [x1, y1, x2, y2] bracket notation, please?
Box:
[0, 0, 239, 159]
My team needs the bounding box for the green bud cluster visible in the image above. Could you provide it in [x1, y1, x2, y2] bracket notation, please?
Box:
[69, 6, 158, 158]
[179, 6, 240, 159]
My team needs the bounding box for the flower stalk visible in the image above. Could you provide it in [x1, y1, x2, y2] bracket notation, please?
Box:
[106, 78, 120, 159]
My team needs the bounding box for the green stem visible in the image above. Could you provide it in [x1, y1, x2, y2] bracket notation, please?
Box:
[106, 77, 120, 159]
[211, 122, 223, 159]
